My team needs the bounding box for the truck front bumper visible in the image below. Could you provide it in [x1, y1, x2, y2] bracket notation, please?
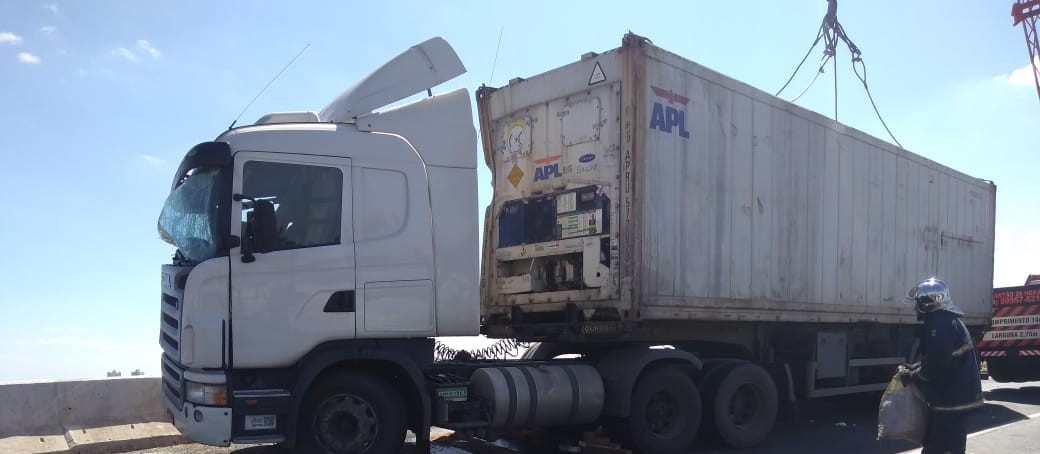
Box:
[164, 394, 232, 447]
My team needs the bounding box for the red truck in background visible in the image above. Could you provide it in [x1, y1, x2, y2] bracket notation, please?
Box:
[977, 275, 1040, 382]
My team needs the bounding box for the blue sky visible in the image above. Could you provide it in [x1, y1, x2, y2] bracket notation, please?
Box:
[0, 1, 1037, 381]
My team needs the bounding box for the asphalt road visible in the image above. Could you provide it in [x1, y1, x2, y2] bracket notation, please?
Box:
[120, 378, 1040, 454]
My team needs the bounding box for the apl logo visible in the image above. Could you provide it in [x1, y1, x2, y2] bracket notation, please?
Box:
[534, 164, 562, 181]
[649, 85, 690, 139]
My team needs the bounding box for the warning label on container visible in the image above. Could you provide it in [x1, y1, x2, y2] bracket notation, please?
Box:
[507, 164, 525, 188]
[588, 62, 606, 85]
[557, 209, 602, 239]
[556, 192, 576, 214]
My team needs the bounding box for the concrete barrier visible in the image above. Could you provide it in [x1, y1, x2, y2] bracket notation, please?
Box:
[0, 378, 185, 453]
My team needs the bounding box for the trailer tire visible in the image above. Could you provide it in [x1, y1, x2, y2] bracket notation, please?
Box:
[702, 362, 777, 448]
[296, 372, 406, 454]
[696, 360, 743, 438]
[696, 359, 746, 388]
[613, 365, 701, 454]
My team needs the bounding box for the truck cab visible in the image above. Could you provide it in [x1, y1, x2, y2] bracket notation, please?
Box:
[156, 37, 479, 447]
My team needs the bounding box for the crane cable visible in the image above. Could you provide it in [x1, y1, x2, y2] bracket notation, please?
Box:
[851, 57, 904, 149]
[790, 54, 832, 103]
[774, 0, 904, 149]
[775, 29, 825, 97]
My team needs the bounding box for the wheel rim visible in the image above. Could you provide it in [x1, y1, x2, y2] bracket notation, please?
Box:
[646, 389, 680, 436]
[728, 384, 761, 428]
[313, 393, 379, 453]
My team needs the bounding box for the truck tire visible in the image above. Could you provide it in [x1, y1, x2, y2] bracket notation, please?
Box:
[613, 365, 702, 454]
[701, 362, 777, 448]
[695, 359, 743, 438]
[296, 372, 406, 454]
[696, 359, 747, 389]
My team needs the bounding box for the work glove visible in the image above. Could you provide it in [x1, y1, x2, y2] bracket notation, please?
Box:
[896, 363, 919, 386]
[898, 369, 917, 386]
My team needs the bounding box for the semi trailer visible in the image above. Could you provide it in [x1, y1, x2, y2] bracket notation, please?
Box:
[157, 34, 996, 454]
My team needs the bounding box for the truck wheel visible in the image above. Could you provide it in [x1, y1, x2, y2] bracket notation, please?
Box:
[614, 365, 701, 454]
[702, 363, 777, 448]
[696, 360, 743, 438]
[696, 359, 746, 389]
[297, 372, 406, 454]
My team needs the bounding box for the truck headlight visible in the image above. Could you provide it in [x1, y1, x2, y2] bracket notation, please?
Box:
[185, 381, 228, 406]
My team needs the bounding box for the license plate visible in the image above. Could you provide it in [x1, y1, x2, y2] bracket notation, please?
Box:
[244, 414, 276, 431]
[582, 322, 616, 335]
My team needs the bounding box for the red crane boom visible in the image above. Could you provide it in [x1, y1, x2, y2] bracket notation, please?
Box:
[1013, 0, 1040, 102]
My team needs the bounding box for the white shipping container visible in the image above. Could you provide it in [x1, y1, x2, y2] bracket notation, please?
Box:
[478, 34, 995, 327]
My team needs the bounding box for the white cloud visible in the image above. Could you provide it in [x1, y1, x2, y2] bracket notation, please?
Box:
[40, 26, 56, 35]
[1008, 57, 1039, 87]
[17, 52, 41, 64]
[139, 154, 168, 167]
[43, 3, 59, 14]
[136, 39, 160, 59]
[112, 47, 138, 62]
[76, 67, 113, 77]
[994, 224, 1040, 287]
[0, 32, 22, 45]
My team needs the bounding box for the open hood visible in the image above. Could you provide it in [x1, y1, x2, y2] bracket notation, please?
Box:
[319, 37, 466, 122]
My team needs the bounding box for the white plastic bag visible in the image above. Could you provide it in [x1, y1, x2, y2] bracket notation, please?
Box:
[877, 372, 929, 443]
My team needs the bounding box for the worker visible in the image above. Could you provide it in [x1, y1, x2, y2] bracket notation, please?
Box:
[899, 277, 984, 454]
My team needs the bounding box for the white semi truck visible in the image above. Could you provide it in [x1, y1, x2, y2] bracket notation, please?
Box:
[157, 34, 996, 454]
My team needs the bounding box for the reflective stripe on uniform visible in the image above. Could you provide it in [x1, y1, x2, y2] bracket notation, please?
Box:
[951, 342, 974, 358]
[931, 397, 984, 412]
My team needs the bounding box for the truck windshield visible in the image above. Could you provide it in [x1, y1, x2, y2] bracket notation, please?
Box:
[157, 167, 223, 263]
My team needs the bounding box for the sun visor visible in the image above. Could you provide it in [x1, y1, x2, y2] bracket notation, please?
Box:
[319, 37, 466, 122]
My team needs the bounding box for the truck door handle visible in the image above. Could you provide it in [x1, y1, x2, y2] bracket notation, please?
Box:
[324, 290, 356, 313]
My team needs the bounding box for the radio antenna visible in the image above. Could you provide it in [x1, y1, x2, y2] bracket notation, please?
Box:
[488, 26, 504, 85]
[228, 43, 310, 130]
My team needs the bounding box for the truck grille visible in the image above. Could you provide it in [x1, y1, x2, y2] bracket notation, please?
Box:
[162, 354, 185, 405]
[160, 266, 190, 407]
[160, 291, 181, 359]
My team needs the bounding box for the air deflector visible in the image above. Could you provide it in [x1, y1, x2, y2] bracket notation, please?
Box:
[319, 37, 466, 122]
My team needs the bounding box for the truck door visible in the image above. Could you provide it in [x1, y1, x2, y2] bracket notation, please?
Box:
[229, 152, 354, 368]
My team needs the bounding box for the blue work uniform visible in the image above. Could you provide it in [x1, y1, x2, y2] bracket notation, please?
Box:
[911, 309, 984, 454]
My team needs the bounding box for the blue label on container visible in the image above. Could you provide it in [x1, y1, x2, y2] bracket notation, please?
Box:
[579, 154, 596, 163]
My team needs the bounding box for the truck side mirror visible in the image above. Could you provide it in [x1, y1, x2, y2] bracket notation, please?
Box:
[251, 199, 279, 254]
[237, 194, 280, 263]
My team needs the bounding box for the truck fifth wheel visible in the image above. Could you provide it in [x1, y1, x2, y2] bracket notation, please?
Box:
[156, 34, 995, 454]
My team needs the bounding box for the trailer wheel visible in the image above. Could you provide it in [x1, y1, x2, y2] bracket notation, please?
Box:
[614, 365, 701, 454]
[696, 359, 747, 388]
[702, 362, 777, 448]
[296, 372, 406, 454]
